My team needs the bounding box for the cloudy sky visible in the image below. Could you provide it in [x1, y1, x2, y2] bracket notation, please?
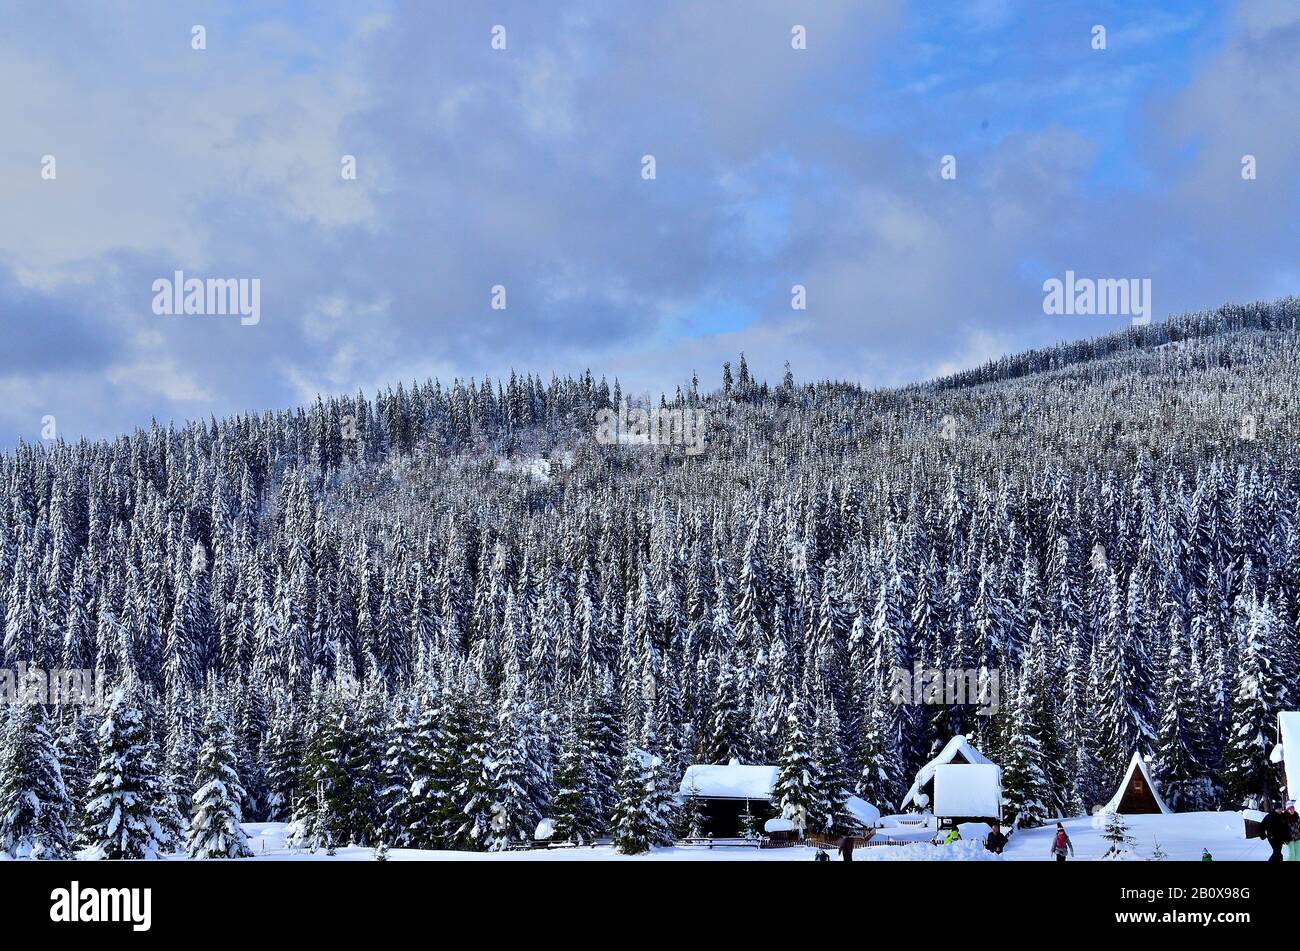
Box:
[3, 0, 1299, 444]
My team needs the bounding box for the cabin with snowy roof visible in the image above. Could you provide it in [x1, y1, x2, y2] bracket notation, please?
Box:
[901, 735, 1002, 827]
[678, 761, 779, 837]
[1274, 711, 1299, 799]
[1103, 752, 1170, 815]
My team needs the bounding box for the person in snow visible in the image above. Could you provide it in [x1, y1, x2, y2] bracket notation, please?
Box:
[1260, 801, 1290, 862]
[984, 823, 1008, 854]
[1050, 823, 1073, 862]
[1201, 848, 1213, 862]
[838, 835, 855, 862]
[942, 827, 961, 845]
[813, 849, 830, 862]
[1285, 802, 1300, 862]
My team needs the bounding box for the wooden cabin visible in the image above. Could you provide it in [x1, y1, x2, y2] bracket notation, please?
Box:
[678, 761, 779, 837]
[901, 735, 1002, 826]
[1103, 752, 1170, 814]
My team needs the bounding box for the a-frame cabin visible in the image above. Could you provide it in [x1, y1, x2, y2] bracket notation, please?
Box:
[1103, 752, 1171, 815]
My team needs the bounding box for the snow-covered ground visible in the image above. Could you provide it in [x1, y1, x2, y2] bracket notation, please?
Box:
[226, 812, 1274, 862]
[1003, 812, 1270, 862]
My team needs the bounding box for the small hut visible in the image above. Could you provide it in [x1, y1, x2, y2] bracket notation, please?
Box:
[901, 735, 1001, 826]
[1103, 752, 1170, 814]
[678, 761, 779, 837]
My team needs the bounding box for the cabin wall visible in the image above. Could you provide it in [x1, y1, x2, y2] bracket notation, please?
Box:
[695, 798, 778, 837]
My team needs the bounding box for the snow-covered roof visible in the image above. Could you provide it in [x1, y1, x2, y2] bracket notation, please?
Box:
[1279, 712, 1300, 799]
[679, 761, 778, 800]
[901, 736, 995, 809]
[933, 764, 1002, 819]
[1103, 751, 1171, 815]
[844, 796, 882, 829]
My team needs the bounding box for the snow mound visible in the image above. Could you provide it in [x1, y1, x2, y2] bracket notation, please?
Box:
[844, 796, 881, 829]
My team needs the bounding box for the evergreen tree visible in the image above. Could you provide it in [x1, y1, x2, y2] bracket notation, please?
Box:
[1154, 620, 1212, 811]
[1100, 811, 1135, 859]
[771, 699, 826, 835]
[550, 699, 601, 845]
[187, 707, 254, 859]
[610, 747, 673, 855]
[0, 705, 73, 859]
[1222, 597, 1286, 807]
[83, 688, 170, 859]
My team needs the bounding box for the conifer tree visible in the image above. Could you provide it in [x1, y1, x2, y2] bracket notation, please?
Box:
[0, 704, 73, 859]
[83, 688, 170, 859]
[485, 692, 542, 851]
[610, 746, 673, 855]
[771, 699, 826, 835]
[1222, 597, 1285, 807]
[550, 699, 601, 845]
[187, 707, 253, 859]
[1154, 620, 1212, 811]
[1100, 811, 1134, 859]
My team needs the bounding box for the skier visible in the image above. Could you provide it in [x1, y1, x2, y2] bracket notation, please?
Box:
[838, 835, 855, 862]
[1285, 802, 1300, 862]
[984, 823, 1008, 854]
[1050, 823, 1074, 862]
[1260, 801, 1289, 863]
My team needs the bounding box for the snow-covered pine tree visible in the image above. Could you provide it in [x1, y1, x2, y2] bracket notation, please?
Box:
[187, 706, 253, 859]
[453, 689, 496, 851]
[676, 779, 706, 840]
[0, 704, 73, 859]
[83, 688, 170, 859]
[1221, 595, 1285, 807]
[1000, 675, 1049, 828]
[404, 688, 458, 848]
[855, 688, 906, 814]
[55, 711, 98, 845]
[1001, 622, 1057, 826]
[485, 690, 543, 851]
[610, 746, 672, 855]
[378, 699, 418, 847]
[342, 681, 388, 846]
[264, 703, 303, 822]
[771, 699, 826, 834]
[1154, 618, 1212, 811]
[550, 697, 601, 845]
[1101, 811, 1134, 859]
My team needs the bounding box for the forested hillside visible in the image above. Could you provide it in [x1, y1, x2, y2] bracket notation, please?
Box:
[2, 296, 1299, 858]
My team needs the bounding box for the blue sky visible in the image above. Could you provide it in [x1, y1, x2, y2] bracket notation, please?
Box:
[2, 0, 1298, 444]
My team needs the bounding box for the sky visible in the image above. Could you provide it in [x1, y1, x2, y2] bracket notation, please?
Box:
[2, 0, 1299, 445]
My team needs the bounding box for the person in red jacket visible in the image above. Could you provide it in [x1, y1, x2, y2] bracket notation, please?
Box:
[1050, 823, 1074, 861]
